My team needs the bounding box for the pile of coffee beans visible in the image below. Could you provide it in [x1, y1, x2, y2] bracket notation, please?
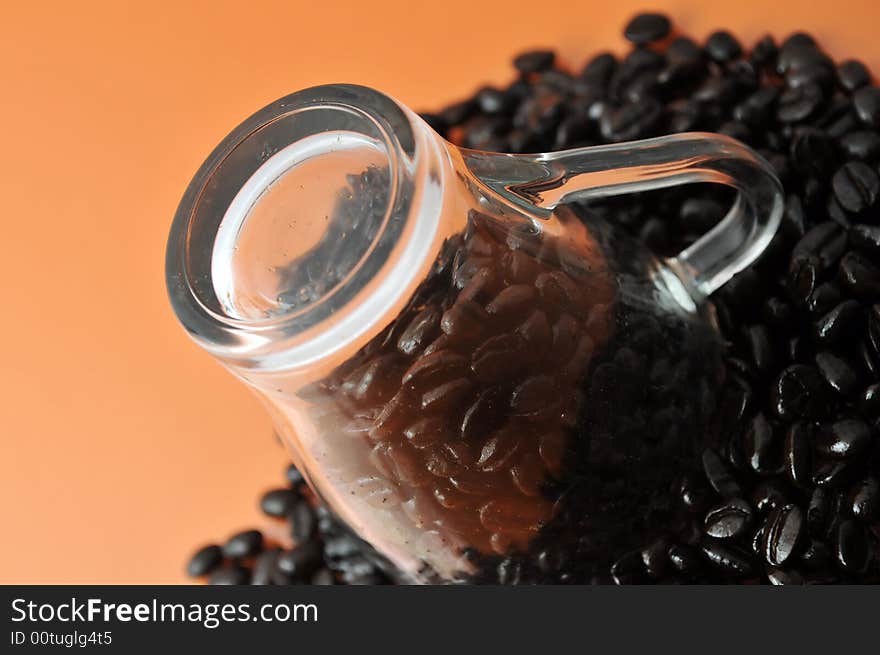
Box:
[188, 12, 880, 584]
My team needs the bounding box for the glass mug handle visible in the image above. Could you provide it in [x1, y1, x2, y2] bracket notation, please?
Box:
[466, 133, 785, 299]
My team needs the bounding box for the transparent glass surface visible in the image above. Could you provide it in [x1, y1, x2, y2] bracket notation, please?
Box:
[166, 84, 783, 582]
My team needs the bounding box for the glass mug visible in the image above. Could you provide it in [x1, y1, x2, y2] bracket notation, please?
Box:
[166, 84, 783, 583]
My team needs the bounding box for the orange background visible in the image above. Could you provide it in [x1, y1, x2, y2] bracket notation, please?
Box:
[2, 0, 879, 584]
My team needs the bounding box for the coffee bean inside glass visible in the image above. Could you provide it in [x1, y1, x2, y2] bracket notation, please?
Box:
[167, 84, 783, 582]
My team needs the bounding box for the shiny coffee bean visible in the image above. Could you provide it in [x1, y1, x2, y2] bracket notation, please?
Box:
[784, 422, 813, 488]
[840, 131, 880, 160]
[701, 541, 757, 577]
[836, 519, 870, 572]
[853, 86, 880, 127]
[743, 413, 780, 475]
[702, 448, 743, 498]
[222, 530, 263, 559]
[772, 365, 832, 420]
[260, 488, 299, 518]
[706, 31, 743, 62]
[815, 351, 860, 396]
[187, 545, 223, 577]
[815, 300, 861, 343]
[838, 60, 871, 92]
[512, 49, 556, 75]
[209, 566, 249, 585]
[704, 498, 753, 539]
[850, 477, 880, 522]
[623, 12, 671, 45]
[817, 418, 873, 458]
[840, 251, 880, 298]
[832, 161, 880, 213]
[762, 504, 805, 566]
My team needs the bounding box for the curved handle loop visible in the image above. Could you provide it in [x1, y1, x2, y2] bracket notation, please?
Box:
[466, 132, 784, 299]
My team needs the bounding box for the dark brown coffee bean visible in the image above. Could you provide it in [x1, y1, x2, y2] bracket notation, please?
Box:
[623, 12, 671, 45]
[766, 567, 805, 585]
[704, 498, 753, 539]
[850, 224, 880, 256]
[836, 519, 870, 572]
[838, 60, 871, 92]
[421, 378, 474, 412]
[762, 504, 804, 566]
[752, 479, 793, 515]
[832, 161, 880, 213]
[513, 50, 555, 75]
[440, 298, 488, 338]
[510, 375, 557, 416]
[815, 300, 861, 343]
[476, 428, 521, 473]
[260, 488, 299, 518]
[222, 530, 263, 559]
[777, 82, 823, 123]
[701, 541, 756, 577]
[187, 545, 223, 577]
[813, 459, 855, 488]
[817, 418, 872, 458]
[850, 477, 880, 522]
[784, 422, 813, 488]
[402, 350, 467, 387]
[460, 387, 505, 441]
[485, 284, 536, 318]
[706, 30, 743, 62]
[815, 351, 860, 396]
[599, 99, 664, 142]
[403, 417, 447, 449]
[702, 448, 743, 498]
[853, 86, 880, 127]
[516, 310, 552, 349]
[772, 365, 832, 420]
[839, 251, 880, 298]
[793, 222, 847, 270]
[808, 487, 831, 535]
[743, 413, 780, 475]
[397, 306, 441, 356]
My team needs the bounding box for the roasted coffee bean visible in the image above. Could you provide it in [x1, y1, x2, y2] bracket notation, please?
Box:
[222, 530, 263, 559]
[766, 567, 805, 585]
[840, 131, 880, 160]
[599, 100, 664, 142]
[277, 541, 322, 579]
[850, 224, 880, 256]
[788, 256, 819, 304]
[762, 504, 804, 566]
[513, 49, 555, 75]
[853, 86, 880, 127]
[752, 479, 793, 514]
[251, 548, 281, 585]
[704, 498, 753, 539]
[860, 383, 880, 417]
[850, 477, 880, 522]
[611, 550, 647, 584]
[702, 448, 743, 498]
[208, 566, 249, 585]
[701, 541, 756, 577]
[260, 488, 299, 518]
[187, 545, 223, 577]
[581, 52, 617, 87]
[836, 519, 870, 572]
[815, 351, 860, 396]
[817, 418, 872, 458]
[800, 539, 832, 569]
[290, 500, 317, 543]
[784, 422, 813, 488]
[743, 413, 779, 474]
[790, 128, 838, 178]
[813, 459, 855, 488]
[772, 365, 832, 420]
[808, 487, 831, 535]
[285, 464, 305, 488]
[793, 222, 846, 270]
[815, 300, 861, 343]
[839, 251, 880, 298]
[777, 82, 824, 123]
[705, 30, 743, 63]
[832, 162, 880, 213]
[641, 538, 670, 579]
[807, 283, 842, 319]
[838, 60, 871, 92]
[751, 35, 778, 68]
[623, 12, 671, 45]
[747, 325, 774, 375]
[667, 544, 704, 576]
[475, 86, 511, 114]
